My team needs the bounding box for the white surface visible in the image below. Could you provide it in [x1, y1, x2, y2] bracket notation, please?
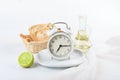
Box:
[0, 43, 67, 80]
[1, 0, 120, 80]
[37, 49, 86, 67]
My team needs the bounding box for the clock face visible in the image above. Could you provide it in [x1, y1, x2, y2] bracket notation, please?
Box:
[48, 33, 72, 58]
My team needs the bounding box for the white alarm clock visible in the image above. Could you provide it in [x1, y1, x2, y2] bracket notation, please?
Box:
[47, 22, 73, 60]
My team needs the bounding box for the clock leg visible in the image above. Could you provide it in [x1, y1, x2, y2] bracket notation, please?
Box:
[51, 57, 53, 60]
[68, 56, 70, 60]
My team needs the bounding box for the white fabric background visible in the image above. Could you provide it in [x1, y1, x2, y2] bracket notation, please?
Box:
[0, 0, 120, 80]
[1, 0, 120, 44]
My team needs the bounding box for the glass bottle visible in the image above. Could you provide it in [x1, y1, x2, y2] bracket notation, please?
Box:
[74, 16, 91, 53]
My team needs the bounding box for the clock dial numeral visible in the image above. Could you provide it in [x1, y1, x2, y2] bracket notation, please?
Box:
[50, 48, 54, 52]
[64, 37, 66, 39]
[64, 51, 67, 55]
[67, 48, 70, 51]
[67, 40, 70, 43]
[59, 53, 62, 56]
[59, 35, 62, 38]
[52, 41, 54, 43]
[50, 44, 52, 47]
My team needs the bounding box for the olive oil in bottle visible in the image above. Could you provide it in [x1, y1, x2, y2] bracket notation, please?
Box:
[74, 16, 91, 53]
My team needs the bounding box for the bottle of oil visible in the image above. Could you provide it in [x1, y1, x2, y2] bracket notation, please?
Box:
[74, 16, 91, 53]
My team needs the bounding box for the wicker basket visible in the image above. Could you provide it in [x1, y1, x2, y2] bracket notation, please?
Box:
[21, 37, 48, 54]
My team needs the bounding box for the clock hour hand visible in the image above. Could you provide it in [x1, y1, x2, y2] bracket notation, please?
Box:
[56, 45, 62, 52]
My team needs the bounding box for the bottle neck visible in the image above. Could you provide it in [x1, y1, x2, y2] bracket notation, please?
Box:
[78, 16, 87, 30]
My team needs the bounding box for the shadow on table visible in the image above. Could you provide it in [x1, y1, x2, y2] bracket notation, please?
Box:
[31, 62, 68, 70]
[31, 62, 40, 68]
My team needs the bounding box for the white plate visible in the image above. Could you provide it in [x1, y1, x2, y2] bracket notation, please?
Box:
[37, 49, 86, 68]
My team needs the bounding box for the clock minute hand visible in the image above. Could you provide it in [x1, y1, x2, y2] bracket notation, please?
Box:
[61, 45, 70, 47]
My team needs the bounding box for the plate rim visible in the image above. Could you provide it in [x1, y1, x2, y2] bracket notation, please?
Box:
[37, 49, 86, 68]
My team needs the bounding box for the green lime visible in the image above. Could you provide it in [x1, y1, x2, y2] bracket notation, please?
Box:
[18, 51, 34, 68]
